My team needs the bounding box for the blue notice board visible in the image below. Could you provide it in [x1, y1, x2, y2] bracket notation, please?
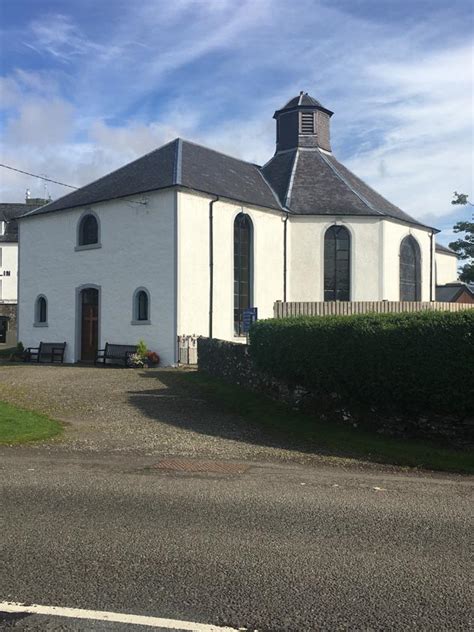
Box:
[242, 307, 258, 333]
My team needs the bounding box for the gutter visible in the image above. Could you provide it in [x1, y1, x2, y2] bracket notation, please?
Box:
[283, 212, 289, 301]
[430, 231, 434, 301]
[209, 196, 219, 338]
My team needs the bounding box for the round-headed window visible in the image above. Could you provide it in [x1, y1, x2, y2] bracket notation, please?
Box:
[35, 296, 47, 324]
[78, 214, 99, 246]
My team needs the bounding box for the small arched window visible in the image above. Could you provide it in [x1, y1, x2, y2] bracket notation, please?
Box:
[35, 295, 48, 325]
[324, 225, 351, 301]
[400, 236, 421, 301]
[133, 288, 150, 323]
[78, 213, 99, 246]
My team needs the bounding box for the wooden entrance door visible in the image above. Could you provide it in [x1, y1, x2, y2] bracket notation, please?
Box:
[81, 288, 99, 362]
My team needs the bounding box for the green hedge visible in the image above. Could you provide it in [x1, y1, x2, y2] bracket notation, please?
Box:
[249, 311, 474, 417]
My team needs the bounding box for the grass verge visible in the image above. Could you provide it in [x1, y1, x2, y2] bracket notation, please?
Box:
[0, 400, 63, 445]
[181, 372, 473, 474]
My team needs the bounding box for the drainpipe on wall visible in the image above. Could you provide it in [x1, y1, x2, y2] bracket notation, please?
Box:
[283, 212, 289, 302]
[430, 231, 434, 301]
[209, 196, 219, 338]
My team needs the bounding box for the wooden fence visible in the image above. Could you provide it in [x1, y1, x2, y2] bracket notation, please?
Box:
[273, 300, 474, 318]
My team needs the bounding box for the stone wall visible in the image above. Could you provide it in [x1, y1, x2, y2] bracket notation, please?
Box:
[197, 337, 473, 447]
[0, 303, 17, 347]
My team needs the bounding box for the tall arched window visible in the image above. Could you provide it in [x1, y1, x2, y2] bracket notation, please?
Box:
[234, 213, 253, 335]
[324, 225, 351, 301]
[35, 295, 48, 325]
[78, 213, 99, 246]
[400, 236, 421, 301]
[132, 288, 150, 323]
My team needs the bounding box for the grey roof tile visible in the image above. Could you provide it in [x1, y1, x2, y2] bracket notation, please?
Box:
[0, 203, 38, 242]
[263, 148, 434, 229]
[435, 243, 458, 256]
[436, 283, 474, 302]
[180, 141, 281, 210]
[26, 139, 282, 217]
[26, 139, 179, 216]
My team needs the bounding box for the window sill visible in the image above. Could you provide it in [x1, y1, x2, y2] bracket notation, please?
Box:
[131, 320, 151, 326]
[75, 243, 102, 252]
[33, 322, 48, 327]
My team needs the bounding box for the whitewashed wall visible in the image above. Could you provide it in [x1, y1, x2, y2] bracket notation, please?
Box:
[435, 251, 458, 285]
[289, 216, 383, 300]
[0, 242, 18, 302]
[177, 190, 284, 341]
[289, 216, 433, 301]
[18, 189, 177, 365]
[382, 220, 433, 301]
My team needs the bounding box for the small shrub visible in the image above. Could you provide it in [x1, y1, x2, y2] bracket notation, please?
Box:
[249, 310, 474, 418]
[136, 339, 148, 359]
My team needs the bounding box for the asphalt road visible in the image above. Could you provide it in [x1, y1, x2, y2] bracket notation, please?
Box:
[1, 449, 472, 631]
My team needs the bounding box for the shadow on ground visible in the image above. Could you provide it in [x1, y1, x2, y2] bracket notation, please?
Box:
[126, 369, 332, 458]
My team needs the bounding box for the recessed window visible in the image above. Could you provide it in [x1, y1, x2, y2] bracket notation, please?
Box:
[35, 295, 48, 326]
[400, 236, 421, 301]
[324, 225, 351, 301]
[132, 288, 150, 324]
[78, 213, 99, 246]
[234, 213, 253, 336]
[300, 112, 315, 135]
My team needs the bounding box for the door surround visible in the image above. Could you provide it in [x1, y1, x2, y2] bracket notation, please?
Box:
[75, 284, 101, 363]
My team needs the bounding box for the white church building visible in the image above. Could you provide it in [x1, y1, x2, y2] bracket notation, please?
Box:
[18, 92, 458, 365]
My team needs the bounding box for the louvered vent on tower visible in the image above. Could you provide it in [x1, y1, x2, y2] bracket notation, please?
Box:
[300, 112, 315, 135]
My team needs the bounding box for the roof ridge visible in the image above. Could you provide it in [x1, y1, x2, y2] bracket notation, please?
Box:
[256, 167, 285, 211]
[174, 138, 182, 185]
[285, 150, 300, 208]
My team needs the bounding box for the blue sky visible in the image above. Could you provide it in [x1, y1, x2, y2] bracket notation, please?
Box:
[1, 0, 473, 243]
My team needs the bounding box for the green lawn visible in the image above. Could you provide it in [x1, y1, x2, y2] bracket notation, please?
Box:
[0, 400, 63, 444]
[182, 372, 474, 474]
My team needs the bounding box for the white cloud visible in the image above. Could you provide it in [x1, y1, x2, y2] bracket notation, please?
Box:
[0, 0, 472, 243]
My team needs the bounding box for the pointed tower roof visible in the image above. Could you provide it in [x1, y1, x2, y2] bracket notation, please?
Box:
[263, 92, 435, 230]
[275, 91, 332, 116]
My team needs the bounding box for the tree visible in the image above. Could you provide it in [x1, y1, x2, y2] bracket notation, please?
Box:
[448, 192, 473, 283]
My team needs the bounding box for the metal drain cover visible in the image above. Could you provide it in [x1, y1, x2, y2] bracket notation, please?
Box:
[151, 458, 249, 474]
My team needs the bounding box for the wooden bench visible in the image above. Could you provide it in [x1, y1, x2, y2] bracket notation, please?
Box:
[95, 343, 138, 367]
[24, 342, 66, 364]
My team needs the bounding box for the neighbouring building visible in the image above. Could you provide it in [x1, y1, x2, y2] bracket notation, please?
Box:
[17, 92, 459, 364]
[0, 197, 48, 345]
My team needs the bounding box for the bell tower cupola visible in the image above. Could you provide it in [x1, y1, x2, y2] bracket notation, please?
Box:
[273, 91, 333, 153]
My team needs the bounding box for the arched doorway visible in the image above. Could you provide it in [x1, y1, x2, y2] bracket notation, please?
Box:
[80, 287, 99, 362]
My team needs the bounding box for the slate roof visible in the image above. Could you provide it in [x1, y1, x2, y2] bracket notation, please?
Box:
[25, 139, 281, 217]
[0, 203, 32, 242]
[281, 93, 324, 109]
[262, 148, 434, 230]
[436, 283, 474, 302]
[435, 243, 458, 257]
[23, 132, 434, 231]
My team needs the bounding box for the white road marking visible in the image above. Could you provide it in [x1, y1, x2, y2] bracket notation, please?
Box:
[0, 602, 240, 631]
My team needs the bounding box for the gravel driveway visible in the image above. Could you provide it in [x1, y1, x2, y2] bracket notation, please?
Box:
[0, 364, 341, 465]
